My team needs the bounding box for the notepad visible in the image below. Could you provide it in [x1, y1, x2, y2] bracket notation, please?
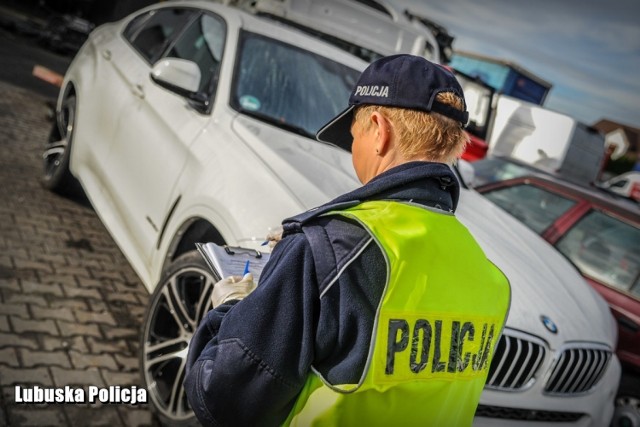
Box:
[195, 243, 271, 284]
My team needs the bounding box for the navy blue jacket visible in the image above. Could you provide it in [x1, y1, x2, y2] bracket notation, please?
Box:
[184, 162, 460, 426]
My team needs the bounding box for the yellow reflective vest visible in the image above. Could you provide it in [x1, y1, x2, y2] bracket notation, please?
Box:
[285, 201, 511, 427]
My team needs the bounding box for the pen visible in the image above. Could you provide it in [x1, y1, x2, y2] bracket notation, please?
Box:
[243, 260, 250, 276]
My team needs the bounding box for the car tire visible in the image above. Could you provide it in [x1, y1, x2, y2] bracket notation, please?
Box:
[140, 250, 219, 426]
[611, 372, 640, 427]
[41, 94, 79, 194]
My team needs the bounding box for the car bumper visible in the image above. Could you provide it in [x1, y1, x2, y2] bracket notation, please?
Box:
[474, 355, 621, 426]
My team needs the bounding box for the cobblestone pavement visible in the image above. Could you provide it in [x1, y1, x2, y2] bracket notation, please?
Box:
[0, 81, 154, 425]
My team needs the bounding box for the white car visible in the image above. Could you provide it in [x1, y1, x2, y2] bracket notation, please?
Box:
[225, 0, 442, 63]
[42, 1, 620, 426]
[600, 171, 640, 203]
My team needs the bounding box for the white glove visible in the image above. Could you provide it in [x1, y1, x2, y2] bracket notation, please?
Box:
[210, 273, 256, 308]
[266, 226, 284, 249]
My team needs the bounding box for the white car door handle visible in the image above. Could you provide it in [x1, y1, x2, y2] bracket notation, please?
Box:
[132, 84, 145, 99]
[102, 49, 111, 60]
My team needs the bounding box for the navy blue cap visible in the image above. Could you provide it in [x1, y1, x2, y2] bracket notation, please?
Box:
[317, 54, 468, 150]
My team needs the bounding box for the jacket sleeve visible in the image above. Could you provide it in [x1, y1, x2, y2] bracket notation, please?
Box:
[184, 233, 319, 427]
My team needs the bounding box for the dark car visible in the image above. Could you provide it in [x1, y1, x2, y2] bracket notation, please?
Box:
[475, 173, 640, 426]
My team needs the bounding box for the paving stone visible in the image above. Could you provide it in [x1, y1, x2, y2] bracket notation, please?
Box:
[0, 366, 53, 386]
[8, 408, 67, 426]
[0, 278, 21, 292]
[50, 367, 105, 388]
[89, 268, 124, 282]
[20, 349, 71, 369]
[9, 268, 40, 282]
[2, 385, 19, 405]
[12, 317, 58, 336]
[89, 300, 109, 312]
[87, 338, 129, 355]
[3, 249, 28, 260]
[42, 273, 83, 287]
[80, 252, 115, 265]
[114, 355, 139, 372]
[120, 407, 153, 427]
[31, 253, 67, 265]
[21, 280, 63, 297]
[48, 297, 88, 311]
[129, 306, 147, 320]
[104, 328, 138, 341]
[113, 280, 149, 296]
[32, 306, 75, 322]
[65, 256, 103, 269]
[64, 405, 123, 427]
[69, 351, 118, 370]
[2, 291, 47, 306]
[63, 286, 102, 300]
[41, 336, 88, 354]
[74, 310, 116, 326]
[0, 316, 9, 332]
[57, 320, 102, 339]
[13, 259, 54, 274]
[0, 348, 19, 367]
[75, 277, 107, 289]
[0, 257, 14, 270]
[106, 292, 138, 304]
[54, 265, 91, 279]
[101, 371, 143, 387]
[0, 303, 28, 318]
[0, 332, 39, 350]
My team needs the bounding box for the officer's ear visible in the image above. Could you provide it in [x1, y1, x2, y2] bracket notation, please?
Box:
[370, 111, 392, 156]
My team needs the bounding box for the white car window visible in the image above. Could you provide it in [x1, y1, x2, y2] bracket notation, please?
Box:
[470, 158, 533, 187]
[555, 210, 640, 293]
[124, 8, 196, 64]
[483, 184, 577, 234]
[232, 32, 360, 142]
[166, 13, 226, 94]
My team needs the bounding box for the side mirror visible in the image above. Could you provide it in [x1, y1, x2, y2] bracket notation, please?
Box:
[150, 58, 210, 113]
[151, 58, 201, 94]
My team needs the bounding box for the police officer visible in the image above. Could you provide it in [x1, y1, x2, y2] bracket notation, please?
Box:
[185, 54, 511, 426]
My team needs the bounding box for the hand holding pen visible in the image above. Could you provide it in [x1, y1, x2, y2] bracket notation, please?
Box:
[211, 262, 255, 308]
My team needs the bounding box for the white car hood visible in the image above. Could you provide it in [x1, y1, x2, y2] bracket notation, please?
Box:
[457, 190, 615, 349]
[231, 114, 360, 209]
[231, 114, 614, 349]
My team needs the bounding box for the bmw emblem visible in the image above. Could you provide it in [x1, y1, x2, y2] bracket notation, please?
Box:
[541, 315, 558, 334]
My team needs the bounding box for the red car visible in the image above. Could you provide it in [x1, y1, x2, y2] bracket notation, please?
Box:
[475, 173, 640, 425]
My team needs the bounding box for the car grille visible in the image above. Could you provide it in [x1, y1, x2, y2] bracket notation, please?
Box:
[544, 346, 612, 394]
[485, 331, 546, 390]
[475, 405, 585, 422]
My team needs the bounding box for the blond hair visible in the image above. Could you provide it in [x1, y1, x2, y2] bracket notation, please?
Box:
[354, 92, 469, 164]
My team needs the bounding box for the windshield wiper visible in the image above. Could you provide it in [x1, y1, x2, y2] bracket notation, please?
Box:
[237, 108, 315, 139]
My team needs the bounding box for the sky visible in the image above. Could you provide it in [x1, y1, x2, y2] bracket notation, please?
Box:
[394, 0, 640, 129]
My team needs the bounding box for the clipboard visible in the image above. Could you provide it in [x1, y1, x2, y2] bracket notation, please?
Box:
[195, 242, 271, 284]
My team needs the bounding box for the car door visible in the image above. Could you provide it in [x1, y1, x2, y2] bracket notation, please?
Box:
[102, 9, 226, 267]
[71, 13, 150, 194]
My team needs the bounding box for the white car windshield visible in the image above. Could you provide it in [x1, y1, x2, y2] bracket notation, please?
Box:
[232, 31, 360, 140]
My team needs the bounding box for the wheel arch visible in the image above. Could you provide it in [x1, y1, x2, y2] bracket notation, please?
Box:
[162, 217, 226, 273]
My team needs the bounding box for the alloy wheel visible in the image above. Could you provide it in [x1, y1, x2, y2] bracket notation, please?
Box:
[142, 263, 217, 422]
[43, 95, 74, 180]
